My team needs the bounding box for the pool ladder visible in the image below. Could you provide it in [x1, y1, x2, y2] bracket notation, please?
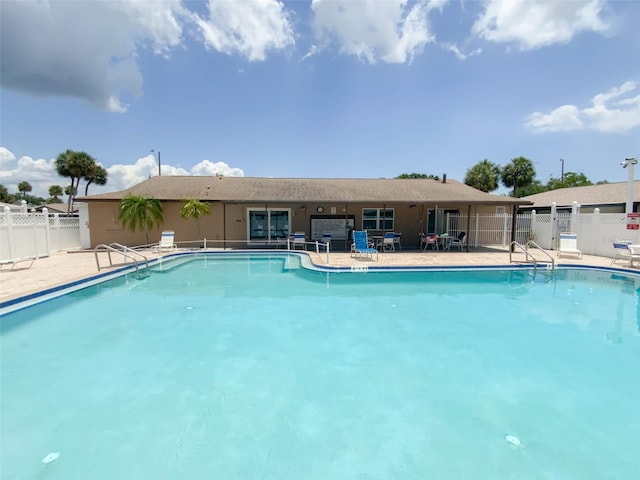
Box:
[94, 243, 150, 277]
[510, 240, 555, 282]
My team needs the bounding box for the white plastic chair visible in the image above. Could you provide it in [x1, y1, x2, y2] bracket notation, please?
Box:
[154, 230, 177, 252]
[381, 232, 395, 251]
[557, 232, 582, 259]
[449, 232, 466, 251]
[292, 232, 306, 250]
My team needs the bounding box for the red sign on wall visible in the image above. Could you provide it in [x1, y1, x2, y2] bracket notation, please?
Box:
[627, 213, 640, 230]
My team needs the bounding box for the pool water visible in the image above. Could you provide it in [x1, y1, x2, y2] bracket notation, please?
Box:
[1, 255, 639, 479]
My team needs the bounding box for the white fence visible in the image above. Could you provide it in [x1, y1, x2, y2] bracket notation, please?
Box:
[442, 208, 634, 258]
[0, 207, 81, 261]
[529, 205, 636, 258]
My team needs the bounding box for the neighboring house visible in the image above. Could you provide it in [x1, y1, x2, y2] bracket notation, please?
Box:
[77, 175, 530, 248]
[35, 203, 78, 215]
[520, 181, 640, 214]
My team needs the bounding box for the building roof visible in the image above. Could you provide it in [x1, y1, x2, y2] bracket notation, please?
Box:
[520, 181, 640, 208]
[79, 176, 529, 206]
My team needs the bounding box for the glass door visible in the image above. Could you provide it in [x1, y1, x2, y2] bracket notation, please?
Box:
[247, 208, 290, 243]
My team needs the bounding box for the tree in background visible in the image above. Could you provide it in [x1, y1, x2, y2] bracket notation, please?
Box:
[180, 199, 211, 241]
[0, 184, 12, 203]
[501, 157, 536, 198]
[395, 173, 440, 180]
[48, 185, 64, 203]
[18, 181, 32, 199]
[546, 172, 592, 191]
[55, 149, 97, 212]
[84, 165, 108, 195]
[464, 159, 501, 192]
[118, 195, 164, 245]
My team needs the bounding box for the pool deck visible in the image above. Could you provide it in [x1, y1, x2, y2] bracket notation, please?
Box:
[0, 246, 630, 304]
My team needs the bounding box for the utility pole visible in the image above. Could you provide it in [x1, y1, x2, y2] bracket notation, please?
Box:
[560, 158, 564, 183]
[151, 149, 161, 176]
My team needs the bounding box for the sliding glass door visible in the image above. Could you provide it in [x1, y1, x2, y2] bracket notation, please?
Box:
[247, 208, 290, 243]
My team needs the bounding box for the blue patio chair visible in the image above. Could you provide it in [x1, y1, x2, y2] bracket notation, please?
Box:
[351, 231, 378, 261]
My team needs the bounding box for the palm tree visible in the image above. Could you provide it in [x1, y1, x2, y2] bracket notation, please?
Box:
[180, 199, 211, 241]
[464, 159, 501, 192]
[55, 149, 97, 212]
[17, 181, 32, 199]
[501, 156, 536, 198]
[48, 185, 64, 203]
[84, 165, 108, 195]
[118, 195, 164, 245]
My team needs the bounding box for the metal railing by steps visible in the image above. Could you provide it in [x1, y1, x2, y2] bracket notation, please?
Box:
[510, 240, 556, 283]
[94, 243, 150, 276]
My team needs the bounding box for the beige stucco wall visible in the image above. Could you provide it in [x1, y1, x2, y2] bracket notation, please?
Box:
[87, 200, 513, 248]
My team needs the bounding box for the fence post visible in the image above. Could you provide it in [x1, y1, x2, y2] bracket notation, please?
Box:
[474, 213, 479, 248]
[3, 206, 13, 259]
[550, 202, 558, 249]
[571, 201, 580, 233]
[45, 209, 52, 255]
[530, 210, 537, 243]
[502, 213, 508, 246]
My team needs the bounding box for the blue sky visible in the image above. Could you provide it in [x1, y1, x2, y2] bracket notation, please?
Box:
[1, 0, 639, 199]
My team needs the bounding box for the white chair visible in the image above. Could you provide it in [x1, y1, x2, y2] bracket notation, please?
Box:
[393, 232, 402, 250]
[292, 232, 306, 250]
[381, 232, 395, 251]
[154, 230, 177, 252]
[420, 233, 439, 251]
[611, 241, 632, 265]
[629, 245, 640, 268]
[449, 232, 466, 251]
[557, 232, 582, 259]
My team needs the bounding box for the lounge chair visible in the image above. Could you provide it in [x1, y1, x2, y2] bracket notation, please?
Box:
[629, 245, 640, 268]
[557, 232, 582, 259]
[0, 256, 37, 270]
[153, 230, 177, 252]
[351, 231, 378, 260]
[449, 232, 466, 251]
[611, 241, 632, 265]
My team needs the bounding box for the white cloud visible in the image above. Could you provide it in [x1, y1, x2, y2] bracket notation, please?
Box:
[524, 81, 640, 133]
[441, 43, 482, 60]
[472, 0, 609, 50]
[0, 148, 245, 199]
[308, 0, 438, 64]
[193, 0, 295, 61]
[0, 0, 188, 112]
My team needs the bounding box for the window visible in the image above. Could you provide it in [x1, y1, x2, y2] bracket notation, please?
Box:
[362, 208, 394, 230]
[496, 206, 506, 215]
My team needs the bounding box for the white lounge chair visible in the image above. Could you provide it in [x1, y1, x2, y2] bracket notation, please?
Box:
[557, 232, 582, 259]
[0, 256, 37, 270]
[628, 245, 640, 268]
[611, 241, 632, 265]
[153, 230, 177, 252]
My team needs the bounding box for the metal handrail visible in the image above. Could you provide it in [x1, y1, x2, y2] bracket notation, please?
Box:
[509, 241, 538, 273]
[526, 240, 556, 270]
[94, 243, 149, 273]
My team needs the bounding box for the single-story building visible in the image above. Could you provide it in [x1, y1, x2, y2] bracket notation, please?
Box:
[78, 176, 531, 250]
[520, 181, 640, 214]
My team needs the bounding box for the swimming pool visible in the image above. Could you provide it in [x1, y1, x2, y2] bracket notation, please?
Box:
[1, 254, 639, 479]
